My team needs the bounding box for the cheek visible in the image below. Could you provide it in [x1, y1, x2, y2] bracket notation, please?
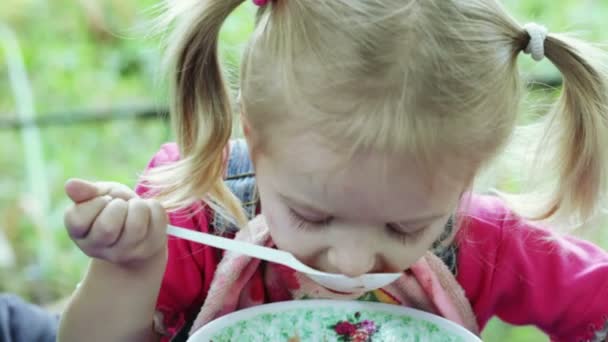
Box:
[255, 173, 282, 232]
[257, 192, 285, 238]
[381, 219, 449, 270]
[257, 187, 300, 249]
[264, 210, 320, 261]
[415, 218, 451, 251]
[263, 208, 289, 245]
[258, 188, 325, 261]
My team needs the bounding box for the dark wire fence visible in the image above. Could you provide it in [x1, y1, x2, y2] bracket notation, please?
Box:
[0, 105, 169, 130]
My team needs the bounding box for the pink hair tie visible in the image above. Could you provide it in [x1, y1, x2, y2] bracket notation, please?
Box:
[253, 0, 269, 6]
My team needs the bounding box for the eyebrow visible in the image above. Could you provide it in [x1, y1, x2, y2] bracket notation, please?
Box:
[280, 194, 447, 225]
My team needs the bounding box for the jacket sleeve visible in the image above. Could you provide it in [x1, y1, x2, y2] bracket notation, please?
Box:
[456, 195, 608, 342]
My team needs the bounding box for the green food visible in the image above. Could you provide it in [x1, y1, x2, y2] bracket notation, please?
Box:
[209, 307, 466, 342]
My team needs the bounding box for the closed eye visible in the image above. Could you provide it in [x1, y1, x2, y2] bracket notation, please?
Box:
[288, 208, 333, 230]
[385, 223, 428, 245]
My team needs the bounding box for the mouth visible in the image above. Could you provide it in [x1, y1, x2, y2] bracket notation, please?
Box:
[326, 287, 363, 295]
[305, 272, 403, 294]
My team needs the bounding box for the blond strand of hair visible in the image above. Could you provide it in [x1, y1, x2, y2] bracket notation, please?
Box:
[538, 34, 608, 222]
[143, 0, 248, 227]
[501, 29, 608, 225]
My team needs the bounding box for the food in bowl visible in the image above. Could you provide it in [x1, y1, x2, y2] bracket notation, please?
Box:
[189, 300, 481, 342]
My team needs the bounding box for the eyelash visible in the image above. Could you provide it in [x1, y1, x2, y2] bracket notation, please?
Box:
[385, 224, 427, 245]
[288, 208, 427, 245]
[287, 208, 331, 231]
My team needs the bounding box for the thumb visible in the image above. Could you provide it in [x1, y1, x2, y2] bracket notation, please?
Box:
[65, 178, 136, 204]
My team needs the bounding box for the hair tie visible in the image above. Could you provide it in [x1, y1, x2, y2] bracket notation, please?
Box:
[252, 0, 269, 6]
[523, 23, 549, 62]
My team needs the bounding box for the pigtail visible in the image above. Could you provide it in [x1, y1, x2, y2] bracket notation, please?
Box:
[144, 0, 248, 227]
[524, 32, 608, 223]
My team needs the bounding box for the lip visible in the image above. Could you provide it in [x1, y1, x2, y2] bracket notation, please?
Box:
[306, 272, 403, 293]
[307, 259, 396, 276]
[311, 265, 402, 277]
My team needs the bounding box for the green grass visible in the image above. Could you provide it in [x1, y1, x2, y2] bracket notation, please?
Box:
[1, 1, 607, 341]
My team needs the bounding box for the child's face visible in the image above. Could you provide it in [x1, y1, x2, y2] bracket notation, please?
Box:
[253, 135, 465, 277]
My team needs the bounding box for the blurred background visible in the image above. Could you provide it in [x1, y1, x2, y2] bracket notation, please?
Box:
[0, 0, 606, 341]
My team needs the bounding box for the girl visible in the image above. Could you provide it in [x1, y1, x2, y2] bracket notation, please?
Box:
[58, 0, 608, 341]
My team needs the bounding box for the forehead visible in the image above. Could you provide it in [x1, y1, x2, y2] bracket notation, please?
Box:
[260, 135, 463, 221]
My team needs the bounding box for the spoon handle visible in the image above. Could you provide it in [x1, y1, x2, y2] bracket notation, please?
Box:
[167, 225, 322, 275]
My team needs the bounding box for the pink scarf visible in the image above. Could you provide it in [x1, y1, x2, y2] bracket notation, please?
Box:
[189, 216, 479, 337]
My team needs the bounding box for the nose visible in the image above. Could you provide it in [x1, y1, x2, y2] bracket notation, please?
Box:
[327, 247, 377, 278]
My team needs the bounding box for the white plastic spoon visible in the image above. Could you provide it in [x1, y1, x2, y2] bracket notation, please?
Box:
[167, 225, 402, 292]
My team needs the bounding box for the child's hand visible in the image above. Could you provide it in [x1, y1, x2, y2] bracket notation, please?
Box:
[63, 178, 168, 267]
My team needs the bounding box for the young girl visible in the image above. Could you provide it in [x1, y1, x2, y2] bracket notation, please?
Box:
[58, 0, 608, 341]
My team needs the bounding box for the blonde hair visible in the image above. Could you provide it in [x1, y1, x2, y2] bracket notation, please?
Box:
[147, 0, 608, 226]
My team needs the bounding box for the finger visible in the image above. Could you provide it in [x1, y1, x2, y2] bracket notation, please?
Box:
[147, 199, 169, 253]
[85, 198, 129, 249]
[64, 196, 112, 239]
[101, 182, 138, 201]
[65, 179, 104, 203]
[148, 199, 168, 239]
[115, 199, 150, 249]
[125, 199, 167, 261]
[65, 179, 136, 204]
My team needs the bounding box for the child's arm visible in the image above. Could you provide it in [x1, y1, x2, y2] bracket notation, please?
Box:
[57, 179, 168, 342]
[60, 144, 222, 341]
[457, 195, 608, 342]
[58, 257, 166, 342]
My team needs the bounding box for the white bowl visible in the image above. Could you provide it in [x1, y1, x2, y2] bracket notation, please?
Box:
[189, 300, 481, 341]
